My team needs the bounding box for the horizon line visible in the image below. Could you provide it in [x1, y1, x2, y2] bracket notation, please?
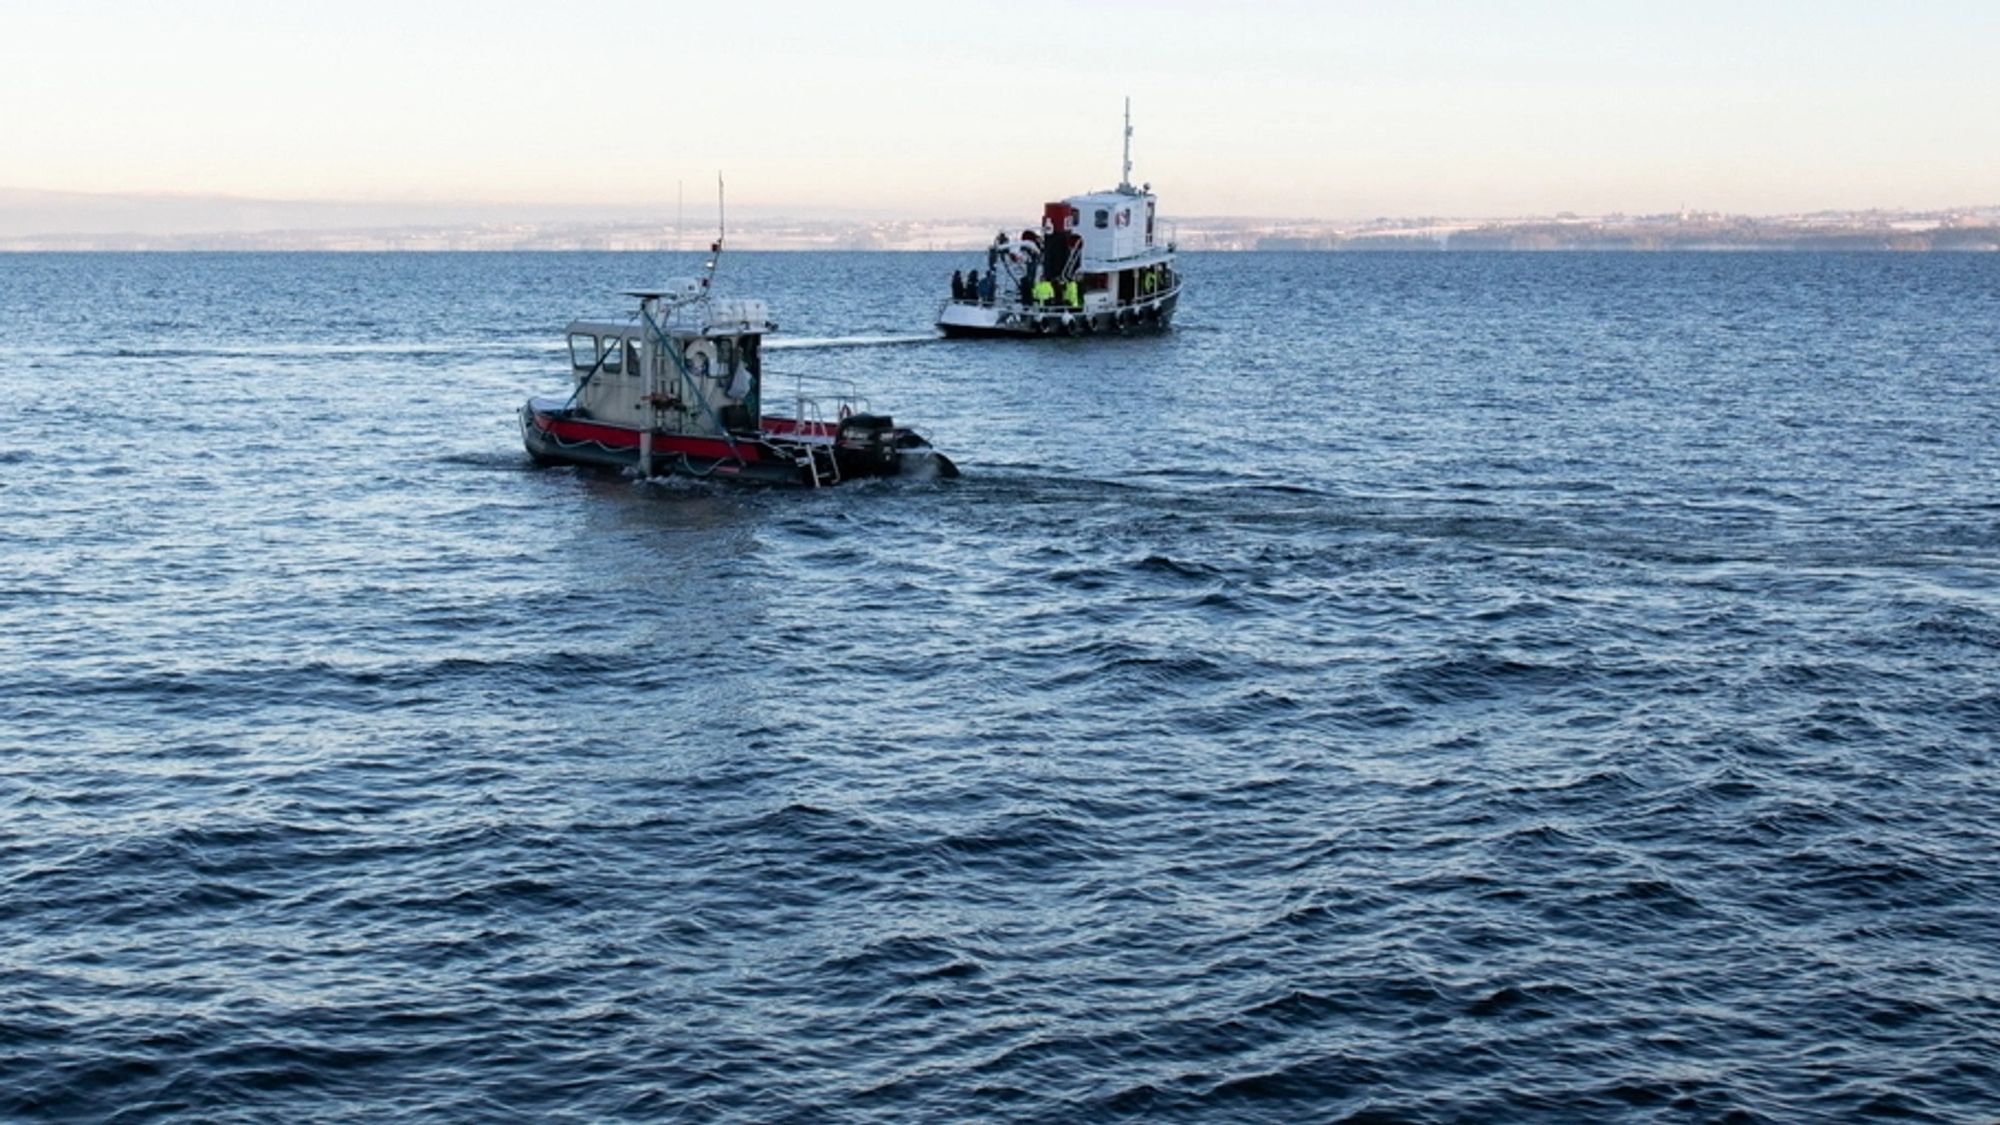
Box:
[4, 185, 1997, 232]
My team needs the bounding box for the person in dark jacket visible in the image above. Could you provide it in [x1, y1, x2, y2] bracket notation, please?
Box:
[964, 269, 980, 304]
[950, 270, 965, 301]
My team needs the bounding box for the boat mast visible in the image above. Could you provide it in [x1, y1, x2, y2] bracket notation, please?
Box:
[703, 173, 724, 292]
[1119, 97, 1134, 192]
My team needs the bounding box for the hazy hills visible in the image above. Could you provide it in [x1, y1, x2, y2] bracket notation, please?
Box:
[1, 189, 1995, 252]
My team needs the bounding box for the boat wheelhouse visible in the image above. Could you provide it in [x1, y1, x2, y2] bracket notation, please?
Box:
[522, 265, 955, 486]
[938, 100, 1180, 338]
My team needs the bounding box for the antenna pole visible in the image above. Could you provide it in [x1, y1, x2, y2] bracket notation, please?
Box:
[703, 173, 725, 291]
[1120, 96, 1133, 191]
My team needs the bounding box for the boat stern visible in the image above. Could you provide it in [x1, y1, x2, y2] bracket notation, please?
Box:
[936, 300, 1011, 338]
[832, 412, 960, 480]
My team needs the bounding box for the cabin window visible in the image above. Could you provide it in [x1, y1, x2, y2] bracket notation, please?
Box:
[1094, 209, 1109, 229]
[600, 338, 622, 375]
[568, 333, 600, 371]
[624, 338, 643, 377]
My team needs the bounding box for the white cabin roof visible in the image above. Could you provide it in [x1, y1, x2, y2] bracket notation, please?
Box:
[566, 295, 774, 340]
[1064, 187, 1152, 210]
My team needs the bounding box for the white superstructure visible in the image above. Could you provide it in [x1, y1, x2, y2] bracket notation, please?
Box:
[938, 100, 1181, 338]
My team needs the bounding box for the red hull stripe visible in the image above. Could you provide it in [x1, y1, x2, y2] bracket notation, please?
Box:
[533, 413, 773, 464]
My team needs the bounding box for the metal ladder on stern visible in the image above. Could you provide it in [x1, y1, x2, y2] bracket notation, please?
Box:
[776, 382, 858, 488]
[788, 392, 841, 488]
[797, 442, 841, 488]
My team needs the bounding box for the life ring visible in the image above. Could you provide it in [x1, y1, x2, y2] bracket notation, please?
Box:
[682, 339, 719, 380]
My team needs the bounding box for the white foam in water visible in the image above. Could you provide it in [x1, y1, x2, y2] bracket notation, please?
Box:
[766, 333, 942, 350]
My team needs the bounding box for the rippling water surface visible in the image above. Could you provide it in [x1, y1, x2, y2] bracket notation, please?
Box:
[3, 251, 1998, 1122]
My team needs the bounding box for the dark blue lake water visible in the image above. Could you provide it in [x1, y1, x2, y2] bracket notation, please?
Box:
[2, 250, 1998, 1122]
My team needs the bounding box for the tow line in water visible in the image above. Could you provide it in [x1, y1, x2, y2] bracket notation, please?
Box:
[766, 334, 943, 351]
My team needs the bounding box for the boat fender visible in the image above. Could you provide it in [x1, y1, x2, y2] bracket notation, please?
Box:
[1117, 309, 1134, 328]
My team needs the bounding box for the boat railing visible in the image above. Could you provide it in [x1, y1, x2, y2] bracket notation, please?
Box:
[941, 273, 1180, 313]
[765, 371, 867, 437]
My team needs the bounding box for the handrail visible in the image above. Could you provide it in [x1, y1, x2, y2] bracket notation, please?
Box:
[763, 370, 866, 428]
[765, 369, 863, 398]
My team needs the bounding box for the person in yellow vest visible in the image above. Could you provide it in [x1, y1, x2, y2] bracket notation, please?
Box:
[1141, 268, 1158, 296]
[1032, 278, 1055, 306]
[1062, 278, 1079, 308]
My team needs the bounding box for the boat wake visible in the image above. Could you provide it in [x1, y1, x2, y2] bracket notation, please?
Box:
[766, 333, 941, 351]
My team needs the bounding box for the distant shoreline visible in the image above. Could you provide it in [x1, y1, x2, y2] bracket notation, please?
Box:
[5, 228, 1995, 253]
[4, 243, 1995, 253]
[4, 205, 1996, 254]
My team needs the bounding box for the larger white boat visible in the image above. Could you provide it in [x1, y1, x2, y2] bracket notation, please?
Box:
[937, 101, 1180, 338]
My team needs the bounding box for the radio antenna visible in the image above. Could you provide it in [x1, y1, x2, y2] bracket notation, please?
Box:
[702, 173, 725, 291]
[1119, 96, 1134, 192]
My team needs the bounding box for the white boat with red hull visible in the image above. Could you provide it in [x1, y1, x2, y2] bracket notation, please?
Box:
[938, 101, 1180, 339]
[522, 264, 955, 486]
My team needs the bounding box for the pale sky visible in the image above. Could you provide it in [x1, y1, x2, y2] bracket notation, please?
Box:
[3, 0, 1996, 220]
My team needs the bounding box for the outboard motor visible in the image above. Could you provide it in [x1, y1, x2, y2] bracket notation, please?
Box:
[835, 413, 958, 479]
[836, 413, 900, 473]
